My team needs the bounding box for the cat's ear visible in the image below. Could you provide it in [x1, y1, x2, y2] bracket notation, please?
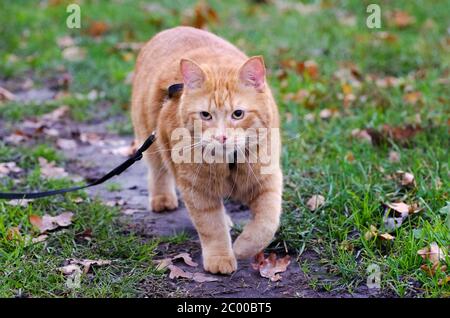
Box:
[238, 56, 266, 92]
[180, 59, 205, 89]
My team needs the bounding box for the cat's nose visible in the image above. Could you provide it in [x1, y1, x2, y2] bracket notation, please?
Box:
[213, 135, 227, 144]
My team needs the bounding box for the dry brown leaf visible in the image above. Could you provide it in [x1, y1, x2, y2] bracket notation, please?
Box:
[5, 199, 32, 207]
[56, 138, 77, 150]
[114, 42, 145, 51]
[418, 242, 446, 266]
[31, 234, 48, 243]
[155, 258, 173, 271]
[6, 227, 21, 240]
[395, 171, 415, 186]
[304, 60, 319, 79]
[389, 10, 415, 28]
[56, 36, 75, 49]
[87, 21, 109, 37]
[107, 141, 137, 157]
[38, 157, 69, 179]
[4, 131, 29, 145]
[62, 46, 86, 62]
[403, 91, 422, 105]
[388, 150, 400, 163]
[168, 264, 193, 280]
[173, 252, 199, 267]
[252, 252, 291, 282]
[364, 225, 379, 240]
[41, 105, 70, 122]
[183, 0, 219, 29]
[306, 194, 325, 211]
[192, 272, 219, 283]
[382, 124, 422, 143]
[379, 233, 395, 241]
[0, 162, 23, 177]
[319, 108, 340, 120]
[386, 202, 421, 218]
[420, 264, 447, 276]
[29, 212, 73, 233]
[59, 264, 82, 275]
[79, 132, 105, 146]
[351, 129, 373, 143]
[167, 264, 219, 283]
[0, 86, 16, 101]
[438, 276, 450, 286]
[59, 259, 111, 276]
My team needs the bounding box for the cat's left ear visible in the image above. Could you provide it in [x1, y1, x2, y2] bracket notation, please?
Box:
[180, 59, 205, 89]
[238, 56, 266, 92]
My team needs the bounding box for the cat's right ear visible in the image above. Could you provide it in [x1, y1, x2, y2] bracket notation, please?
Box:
[180, 59, 205, 89]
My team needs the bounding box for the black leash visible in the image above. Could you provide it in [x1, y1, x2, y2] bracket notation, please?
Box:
[0, 132, 156, 200]
[0, 83, 184, 201]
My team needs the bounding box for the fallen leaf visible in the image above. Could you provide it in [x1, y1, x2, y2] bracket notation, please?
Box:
[79, 132, 105, 146]
[86, 21, 109, 37]
[6, 227, 21, 240]
[252, 252, 291, 282]
[4, 199, 32, 207]
[38, 157, 69, 179]
[41, 105, 70, 122]
[183, 0, 219, 29]
[0, 86, 16, 101]
[0, 162, 23, 177]
[168, 264, 193, 280]
[403, 91, 422, 105]
[173, 253, 199, 267]
[395, 171, 415, 187]
[57, 36, 75, 49]
[29, 212, 73, 233]
[388, 150, 400, 163]
[74, 259, 111, 274]
[382, 124, 422, 143]
[114, 42, 145, 52]
[319, 108, 340, 119]
[62, 46, 86, 62]
[155, 258, 173, 271]
[385, 202, 421, 218]
[388, 10, 415, 28]
[59, 264, 82, 275]
[379, 233, 395, 241]
[438, 276, 450, 286]
[31, 234, 48, 243]
[351, 129, 373, 143]
[192, 272, 219, 283]
[306, 195, 325, 211]
[420, 263, 447, 277]
[107, 141, 137, 157]
[418, 242, 446, 266]
[364, 225, 379, 240]
[56, 138, 77, 150]
[304, 60, 319, 79]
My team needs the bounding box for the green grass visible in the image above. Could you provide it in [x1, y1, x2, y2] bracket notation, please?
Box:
[0, 0, 449, 297]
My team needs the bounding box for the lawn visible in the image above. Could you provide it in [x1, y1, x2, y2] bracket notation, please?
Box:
[0, 0, 448, 297]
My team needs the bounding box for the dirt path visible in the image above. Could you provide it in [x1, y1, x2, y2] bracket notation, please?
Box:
[63, 120, 385, 298]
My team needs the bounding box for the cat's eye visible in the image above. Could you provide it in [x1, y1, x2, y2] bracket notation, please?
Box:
[200, 111, 212, 120]
[232, 109, 245, 120]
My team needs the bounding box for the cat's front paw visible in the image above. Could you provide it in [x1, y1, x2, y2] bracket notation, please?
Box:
[203, 253, 237, 274]
[233, 234, 265, 259]
[150, 194, 178, 212]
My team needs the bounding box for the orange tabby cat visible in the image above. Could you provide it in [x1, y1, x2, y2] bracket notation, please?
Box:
[131, 26, 282, 274]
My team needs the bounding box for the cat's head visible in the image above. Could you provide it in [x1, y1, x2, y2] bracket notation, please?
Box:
[178, 56, 274, 155]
